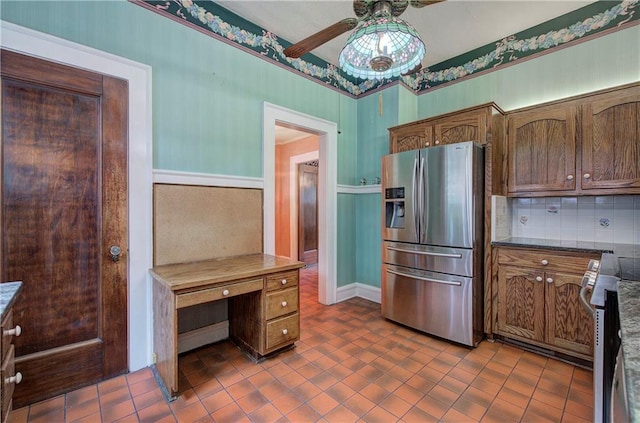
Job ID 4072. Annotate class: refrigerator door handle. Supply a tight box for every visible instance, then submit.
[418,156,425,240]
[412,156,419,240]
[386,246,463,259]
[386,268,462,286]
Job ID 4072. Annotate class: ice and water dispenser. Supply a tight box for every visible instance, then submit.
[384,187,405,228]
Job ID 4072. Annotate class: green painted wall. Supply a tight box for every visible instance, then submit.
[0,0,358,181]
[416,24,640,118]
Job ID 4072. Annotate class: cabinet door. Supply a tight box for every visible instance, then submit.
[389,123,433,153]
[497,266,545,342]
[433,109,487,146]
[507,103,577,193]
[545,271,594,357]
[581,86,640,190]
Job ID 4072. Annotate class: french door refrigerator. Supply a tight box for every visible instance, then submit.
[381,141,484,347]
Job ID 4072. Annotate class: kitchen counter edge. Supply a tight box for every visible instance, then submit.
[0,281,23,321]
[150,254,305,291]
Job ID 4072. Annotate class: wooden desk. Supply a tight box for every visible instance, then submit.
[150,254,304,397]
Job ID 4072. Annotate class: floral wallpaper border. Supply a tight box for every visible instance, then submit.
[133,0,639,97]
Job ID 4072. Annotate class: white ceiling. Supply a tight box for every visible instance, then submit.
[217,0,594,68]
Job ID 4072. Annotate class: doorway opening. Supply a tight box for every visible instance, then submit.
[263,103,337,305]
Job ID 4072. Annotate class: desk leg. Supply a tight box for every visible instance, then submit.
[153,279,178,398]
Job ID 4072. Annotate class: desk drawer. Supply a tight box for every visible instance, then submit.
[177,278,263,308]
[266,271,298,292]
[266,314,299,350]
[1,345,15,421]
[1,311,14,360]
[266,287,298,320]
[497,248,596,273]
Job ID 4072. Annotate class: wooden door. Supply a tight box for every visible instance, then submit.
[1,50,128,407]
[497,266,545,342]
[545,271,594,358]
[581,85,640,190]
[298,163,318,265]
[507,103,577,193]
[433,109,487,146]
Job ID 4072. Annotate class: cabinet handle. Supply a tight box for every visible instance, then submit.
[541,259,549,266]
[536,276,543,282]
[222,289,230,296]
[4,325,21,337]
[425,142,430,146]
[281,301,288,307]
[546,277,554,284]
[282,329,288,335]
[281,279,287,285]
[566,175,574,181]
[584,173,591,179]
[5,372,22,385]
[434,140,440,145]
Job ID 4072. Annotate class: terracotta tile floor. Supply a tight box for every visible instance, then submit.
[12,265,594,422]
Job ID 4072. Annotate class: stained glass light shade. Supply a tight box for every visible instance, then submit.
[339,15,425,80]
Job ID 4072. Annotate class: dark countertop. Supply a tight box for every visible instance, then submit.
[492,237,623,254]
[0,281,23,320]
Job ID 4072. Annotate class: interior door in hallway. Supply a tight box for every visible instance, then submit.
[298,162,318,265]
[0,50,128,407]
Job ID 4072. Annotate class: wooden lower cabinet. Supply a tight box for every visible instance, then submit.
[0,284,23,423]
[495,247,597,361]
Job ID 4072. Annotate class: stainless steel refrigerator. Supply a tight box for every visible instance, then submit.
[381,141,484,347]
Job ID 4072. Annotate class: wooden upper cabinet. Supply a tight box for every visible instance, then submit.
[433,108,488,146]
[581,84,640,191]
[388,103,502,154]
[507,102,578,193]
[389,122,432,153]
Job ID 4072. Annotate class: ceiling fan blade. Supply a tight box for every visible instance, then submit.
[401,63,423,76]
[283,18,358,59]
[410,0,445,8]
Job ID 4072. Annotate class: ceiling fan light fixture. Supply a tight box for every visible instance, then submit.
[339,15,425,80]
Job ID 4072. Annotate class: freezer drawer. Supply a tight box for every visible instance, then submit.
[382,241,474,277]
[381,264,479,347]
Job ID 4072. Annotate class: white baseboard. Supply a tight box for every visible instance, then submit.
[336,283,381,304]
[177,321,229,354]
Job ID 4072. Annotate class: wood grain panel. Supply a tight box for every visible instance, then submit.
[545,272,593,356]
[497,248,597,274]
[152,279,177,394]
[176,278,263,309]
[497,266,544,341]
[153,184,263,266]
[265,287,299,320]
[581,84,640,190]
[265,313,299,351]
[507,104,577,193]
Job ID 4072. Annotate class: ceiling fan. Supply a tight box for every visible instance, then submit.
[283,0,444,78]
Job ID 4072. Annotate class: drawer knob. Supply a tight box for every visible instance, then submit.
[222,289,230,296]
[5,372,22,385]
[282,329,288,335]
[281,301,288,307]
[546,277,554,284]
[281,279,287,285]
[536,276,543,282]
[434,140,440,145]
[566,174,574,181]
[425,142,430,146]
[541,259,549,266]
[584,173,591,179]
[4,325,21,337]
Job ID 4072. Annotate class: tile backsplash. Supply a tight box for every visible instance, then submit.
[500,195,640,244]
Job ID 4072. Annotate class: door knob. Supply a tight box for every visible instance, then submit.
[110,246,122,262]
